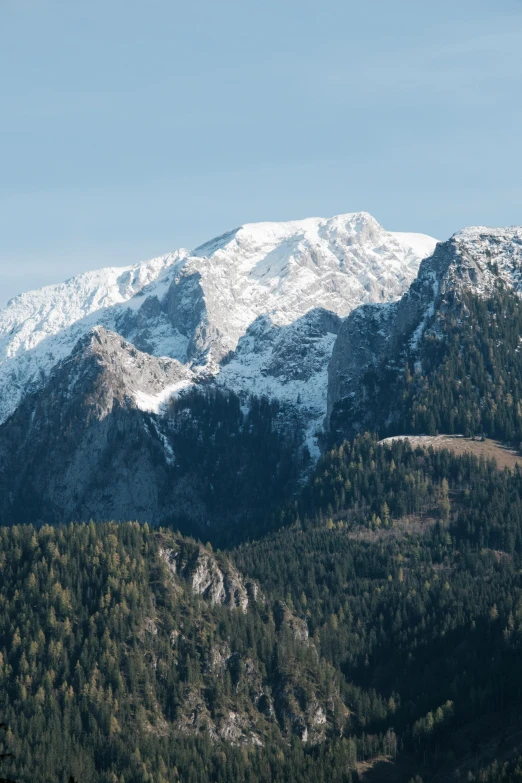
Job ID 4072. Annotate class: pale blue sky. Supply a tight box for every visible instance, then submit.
[1,0,521,306]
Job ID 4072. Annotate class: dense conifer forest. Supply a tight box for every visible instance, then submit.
[2,436,522,780]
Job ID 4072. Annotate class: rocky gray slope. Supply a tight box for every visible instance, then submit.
[160,540,252,611]
[0,327,188,525]
[0,325,303,537]
[152,534,346,746]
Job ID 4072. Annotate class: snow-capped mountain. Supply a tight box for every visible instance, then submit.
[0,212,436,437]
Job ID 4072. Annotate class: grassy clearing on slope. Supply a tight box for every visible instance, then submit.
[380,435,522,471]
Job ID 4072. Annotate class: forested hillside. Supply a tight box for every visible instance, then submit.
[392,290,522,442]
[3,437,522,781]
[235,436,522,780]
[0,521,359,783]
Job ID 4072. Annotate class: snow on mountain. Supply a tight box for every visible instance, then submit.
[189,213,433,339]
[446,226,522,295]
[0,212,437,429]
[134,380,195,415]
[391,231,440,260]
[0,252,187,423]
[0,252,185,357]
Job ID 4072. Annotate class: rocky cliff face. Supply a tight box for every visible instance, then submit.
[153,534,346,746]
[160,541,251,611]
[0,327,192,525]
[327,226,522,435]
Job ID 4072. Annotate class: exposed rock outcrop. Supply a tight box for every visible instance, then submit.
[274,601,310,642]
[160,540,251,611]
[155,535,346,746]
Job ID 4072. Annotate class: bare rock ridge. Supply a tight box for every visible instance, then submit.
[78,326,194,415]
[0,322,303,534]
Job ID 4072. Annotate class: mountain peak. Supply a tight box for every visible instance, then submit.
[427,224,522,297]
[453,224,522,242]
[192,211,401,262]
